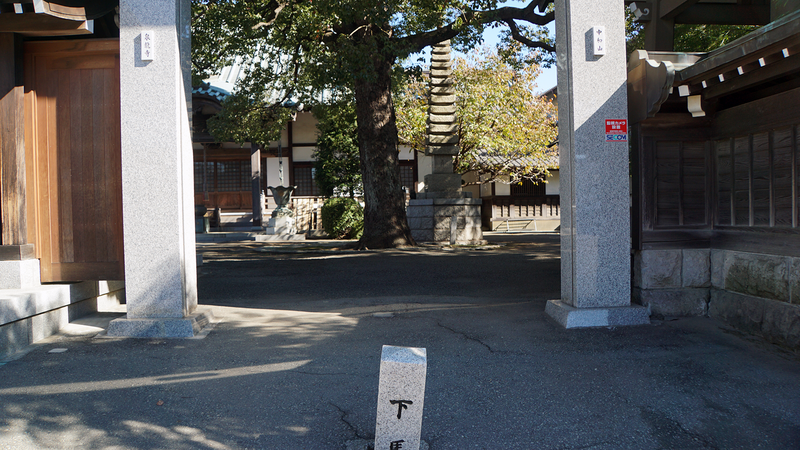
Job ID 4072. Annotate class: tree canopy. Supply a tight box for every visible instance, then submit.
[396,47,557,186]
[312,102,362,198]
[191,0,556,248]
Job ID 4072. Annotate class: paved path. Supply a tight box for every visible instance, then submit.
[1,233,798,449]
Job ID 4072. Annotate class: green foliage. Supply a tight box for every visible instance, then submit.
[207,90,292,145]
[312,102,362,197]
[321,197,364,239]
[395,47,558,186]
[673,24,759,52]
[625,10,760,55]
[625,10,645,56]
[191,1,556,105]
[495,3,556,69]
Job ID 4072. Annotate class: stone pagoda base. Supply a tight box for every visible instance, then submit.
[407,194,484,245]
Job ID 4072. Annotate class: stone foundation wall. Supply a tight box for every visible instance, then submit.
[407,198,483,244]
[0,281,125,360]
[633,249,711,316]
[634,248,800,348]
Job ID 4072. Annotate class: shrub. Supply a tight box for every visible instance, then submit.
[321,198,364,239]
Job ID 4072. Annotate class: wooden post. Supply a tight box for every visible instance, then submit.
[0,33,27,247]
[251,142,262,227]
[644,2,674,51]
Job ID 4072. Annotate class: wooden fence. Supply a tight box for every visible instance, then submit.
[481,195,561,231]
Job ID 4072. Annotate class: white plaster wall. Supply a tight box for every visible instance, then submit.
[266,158,288,187]
[221,142,247,149]
[399,145,414,161]
[293,146,315,162]
[495,178,511,196]
[546,170,560,195]
[480,178,492,197]
[462,172,480,199]
[270,130,289,148]
[292,111,318,144]
[416,153,433,193]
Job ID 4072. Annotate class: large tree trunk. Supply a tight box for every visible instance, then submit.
[352,53,416,249]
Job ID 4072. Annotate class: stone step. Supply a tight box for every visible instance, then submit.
[0,281,125,359]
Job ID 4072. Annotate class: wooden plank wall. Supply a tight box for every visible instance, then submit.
[715,127,798,228]
[653,140,709,227]
[637,86,800,254]
[24,40,123,281]
[0,33,26,246]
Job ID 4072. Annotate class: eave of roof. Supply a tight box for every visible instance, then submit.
[0,0,115,36]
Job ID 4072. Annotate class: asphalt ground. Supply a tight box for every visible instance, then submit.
[1,232,799,449]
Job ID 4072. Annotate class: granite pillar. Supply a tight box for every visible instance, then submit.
[107,0,211,337]
[545,0,649,327]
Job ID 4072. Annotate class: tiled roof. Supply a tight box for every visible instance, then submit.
[192,83,230,102]
[475,146,559,170]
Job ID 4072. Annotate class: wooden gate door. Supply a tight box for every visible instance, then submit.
[24,39,123,282]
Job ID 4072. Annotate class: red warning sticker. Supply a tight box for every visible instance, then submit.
[605,119,628,142]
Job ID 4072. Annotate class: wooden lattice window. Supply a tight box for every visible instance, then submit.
[399,164,415,191]
[510,179,546,196]
[293,164,319,196]
[215,160,250,191]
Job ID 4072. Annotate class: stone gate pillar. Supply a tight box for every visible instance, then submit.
[107,0,211,337]
[545,0,649,327]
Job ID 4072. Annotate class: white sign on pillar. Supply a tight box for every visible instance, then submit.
[375,345,427,450]
[141,30,154,61]
[592,26,606,56]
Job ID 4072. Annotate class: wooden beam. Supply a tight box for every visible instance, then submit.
[0,32,27,245]
[642,1,677,51]
[703,52,800,100]
[676,12,800,84]
[658,0,700,20]
[0,13,93,36]
[644,18,675,51]
[674,5,771,25]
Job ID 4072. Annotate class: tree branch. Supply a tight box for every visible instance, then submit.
[504,19,555,53]
[251,0,291,30]
[399,0,555,52]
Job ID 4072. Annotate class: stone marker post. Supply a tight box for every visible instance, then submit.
[545,0,649,327]
[375,345,427,450]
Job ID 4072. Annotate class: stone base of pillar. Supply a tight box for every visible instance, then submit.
[266,216,297,235]
[545,300,650,328]
[106,309,214,338]
[0,259,41,290]
[0,244,40,290]
[254,234,306,241]
[407,197,484,245]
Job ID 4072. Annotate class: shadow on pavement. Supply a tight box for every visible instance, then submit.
[0,233,798,449]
